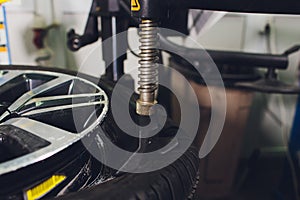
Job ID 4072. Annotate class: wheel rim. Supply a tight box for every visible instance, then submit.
[0,69,109,176]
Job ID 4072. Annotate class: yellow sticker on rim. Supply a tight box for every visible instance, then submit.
[26,175,66,200]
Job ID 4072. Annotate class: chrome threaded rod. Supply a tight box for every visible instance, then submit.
[136,19,159,116]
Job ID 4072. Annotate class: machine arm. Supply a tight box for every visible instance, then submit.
[181,0,300,15]
[67,0,100,51]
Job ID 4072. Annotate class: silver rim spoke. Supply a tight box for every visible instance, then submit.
[22,101,107,116]
[9,76,73,111]
[19,92,106,114]
[0,117,78,175]
[24,92,105,106]
[0,71,23,86]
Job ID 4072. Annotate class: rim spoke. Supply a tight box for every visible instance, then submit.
[0,117,78,175]
[2,117,75,141]
[24,92,105,106]
[9,76,73,111]
[22,101,107,116]
[0,71,23,86]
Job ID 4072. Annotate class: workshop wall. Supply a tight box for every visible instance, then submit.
[4,0,96,71]
[3,0,300,157]
[194,13,300,157]
[241,15,300,157]
[173,13,300,158]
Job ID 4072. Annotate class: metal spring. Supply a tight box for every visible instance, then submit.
[138,19,159,102]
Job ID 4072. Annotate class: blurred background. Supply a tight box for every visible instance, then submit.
[3,0,300,199]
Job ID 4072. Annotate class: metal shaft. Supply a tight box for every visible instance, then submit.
[136,19,159,116]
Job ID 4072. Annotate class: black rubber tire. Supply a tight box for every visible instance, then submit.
[0,65,200,200]
[57,146,200,200]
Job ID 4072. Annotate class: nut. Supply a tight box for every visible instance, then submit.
[136,99,157,116]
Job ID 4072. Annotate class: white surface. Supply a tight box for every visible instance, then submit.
[194,14,245,51]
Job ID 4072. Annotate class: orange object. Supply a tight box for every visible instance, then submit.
[0,46,7,52]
